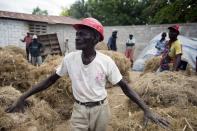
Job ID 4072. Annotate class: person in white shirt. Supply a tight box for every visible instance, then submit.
[6,18,169,131]
[125,34,136,65]
[64,38,69,55]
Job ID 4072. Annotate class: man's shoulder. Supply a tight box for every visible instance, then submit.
[172,40,181,47]
[64,51,81,59]
[96,51,114,63]
[175,40,181,44]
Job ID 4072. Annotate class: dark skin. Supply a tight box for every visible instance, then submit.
[129,34,133,39]
[160,32,166,42]
[6,27,170,129]
[168,29,181,71]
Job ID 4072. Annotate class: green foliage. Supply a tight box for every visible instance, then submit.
[69,0,89,18]
[61,0,197,25]
[153,0,197,23]
[32,6,48,16]
[60,7,70,16]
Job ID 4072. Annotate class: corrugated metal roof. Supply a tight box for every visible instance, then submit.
[0,10,81,25]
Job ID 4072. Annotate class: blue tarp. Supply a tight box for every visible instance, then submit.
[133,33,197,71]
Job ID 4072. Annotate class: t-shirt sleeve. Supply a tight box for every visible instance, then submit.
[56,57,68,77]
[107,58,123,85]
[132,38,136,43]
[175,42,182,55]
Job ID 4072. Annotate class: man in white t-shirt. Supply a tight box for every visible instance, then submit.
[125,34,136,65]
[6,18,169,131]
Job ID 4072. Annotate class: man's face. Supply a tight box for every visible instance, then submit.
[169,29,178,39]
[75,28,94,50]
[112,32,117,38]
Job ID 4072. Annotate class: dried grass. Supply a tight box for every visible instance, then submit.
[133,72,197,107]
[95,41,108,50]
[1,46,197,130]
[99,50,131,82]
[143,56,161,73]
[0,49,34,92]
[108,71,197,131]
[4,45,26,58]
[30,55,74,120]
[0,86,60,131]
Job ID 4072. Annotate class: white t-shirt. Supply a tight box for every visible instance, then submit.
[56,50,122,102]
[126,38,135,44]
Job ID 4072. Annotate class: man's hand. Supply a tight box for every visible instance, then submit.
[143,110,170,129]
[5,98,28,113]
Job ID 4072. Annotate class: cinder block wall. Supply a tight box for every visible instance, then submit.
[0,18,196,58]
[103,23,197,58]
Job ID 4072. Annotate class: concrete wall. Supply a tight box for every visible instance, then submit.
[47,24,76,53]
[0,19,29,48]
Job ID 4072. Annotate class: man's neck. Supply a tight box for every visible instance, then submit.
[81,49,96,65]
[170,38,177,43]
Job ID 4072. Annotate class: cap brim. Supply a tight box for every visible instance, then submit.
[168,27,179,34]
[72,24,104,41]
[73,24,87,30]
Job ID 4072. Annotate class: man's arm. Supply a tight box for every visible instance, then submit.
[107,38,112,50]
[6,73,60,113]
[155,41,161,50]
[174,54,181,71]
[118,79,149,112]
[20,37,25,42]
[117,79,170,129]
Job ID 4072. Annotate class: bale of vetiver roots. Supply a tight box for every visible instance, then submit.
[0,86,60,131]
[109,105,197,131]
[30,55,74,120]
[0,49,34,92]
[95,41,108,50]
[133,71,197,107]
[99,50,131,83]
[107,71,197,131]
[4,45,26,59]
[143,56,161,73]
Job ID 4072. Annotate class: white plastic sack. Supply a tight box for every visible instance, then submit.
[133,33,197,71]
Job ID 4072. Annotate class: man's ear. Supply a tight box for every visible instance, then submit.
[93,34,100,45]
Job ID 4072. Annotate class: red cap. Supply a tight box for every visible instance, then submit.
[168,24,180,34]
[73,18,104,42]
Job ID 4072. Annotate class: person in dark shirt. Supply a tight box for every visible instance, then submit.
[29,35,42,66]
[107,29,118,51]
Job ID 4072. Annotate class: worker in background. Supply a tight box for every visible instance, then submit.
[64,38,69,55]
[160,25,182,71]
[107,29,118,51]
[29,35,43,66]
[20,32,32,61]
[155,32,167,56]
[6,18,169,131]
[125,34,136,66]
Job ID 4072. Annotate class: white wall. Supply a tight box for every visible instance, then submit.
[0,19,29,48]
[47,24,76,53]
